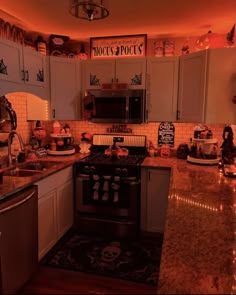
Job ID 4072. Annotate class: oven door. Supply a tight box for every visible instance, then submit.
[75,174,140,218]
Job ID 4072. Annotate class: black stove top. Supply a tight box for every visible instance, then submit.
[80,153,146,166]
[76,134,147,178]
[76,153,146,178]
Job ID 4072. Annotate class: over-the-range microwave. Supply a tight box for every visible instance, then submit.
[85,89,146,124]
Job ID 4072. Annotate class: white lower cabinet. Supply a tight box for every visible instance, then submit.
[36,166,74,260]
[38,189,57,260]
[141,167,170,233]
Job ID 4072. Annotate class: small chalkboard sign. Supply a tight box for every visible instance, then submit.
[158,122,175,147]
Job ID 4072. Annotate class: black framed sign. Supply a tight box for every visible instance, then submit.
[90,34,147,59]
[158,122,175,147]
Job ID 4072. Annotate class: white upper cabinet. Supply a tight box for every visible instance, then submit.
[204,47,236,124]
[178,47,236,124]
[83,58,146,90]
[146,57,179,122]
[50,56,82,120]
[115,58,146,89]
[0,38,23,83]
[22,46,47,87]
[0,38,47,87]
[178,50,207,122]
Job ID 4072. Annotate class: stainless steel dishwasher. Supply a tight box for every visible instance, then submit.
[0,185,38,295]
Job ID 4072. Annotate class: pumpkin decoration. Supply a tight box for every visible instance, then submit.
[33,120,46,147]
[195,31,224,51]
[160,145,171,158]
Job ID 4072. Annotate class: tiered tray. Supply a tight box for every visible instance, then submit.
[187,155,219,165]
[187,138,219,165]
[47,133,75,156]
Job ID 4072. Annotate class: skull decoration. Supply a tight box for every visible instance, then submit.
[101,241,121,263]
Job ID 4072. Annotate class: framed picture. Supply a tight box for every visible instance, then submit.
[90,34,147,59]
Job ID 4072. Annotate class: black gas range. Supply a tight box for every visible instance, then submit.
[74,134,147,238]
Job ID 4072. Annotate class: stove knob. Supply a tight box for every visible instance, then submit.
[90,166,96,173]
[84,165,90,173]
[115,167,121,175]
[121,168,128,176]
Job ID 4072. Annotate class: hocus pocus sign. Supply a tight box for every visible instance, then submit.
[90,34,147,59]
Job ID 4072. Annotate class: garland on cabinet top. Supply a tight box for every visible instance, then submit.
[0,18,87,59]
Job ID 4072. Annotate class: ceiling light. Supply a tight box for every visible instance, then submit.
[69,0,109,21]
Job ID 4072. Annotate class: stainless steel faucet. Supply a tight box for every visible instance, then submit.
[8,130,25,166]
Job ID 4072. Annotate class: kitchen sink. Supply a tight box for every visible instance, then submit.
[3,160,64,177]
[18,160,64,171]
[3,169,42,177]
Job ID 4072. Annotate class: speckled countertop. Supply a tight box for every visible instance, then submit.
[142,157,236,295]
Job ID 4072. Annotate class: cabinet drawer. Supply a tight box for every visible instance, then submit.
[36,166,73,198]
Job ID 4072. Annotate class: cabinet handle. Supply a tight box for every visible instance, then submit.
[146,109,148,122]
[148,171,151,181]
[52,109,55,118]
[116,78,118,83]
[0,190,35,214]
[21,70,25,81]
[25,70,29,81]
[176,110,180,120]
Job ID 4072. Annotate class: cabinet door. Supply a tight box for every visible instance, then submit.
[178,50,207,122]
[146,57,179,121]
[205,47,236,124]
[50,56,81,120]
[23,47,47,87]
[0,38,23,83]
[83,59,115,89]
[57,179,74,240]
[115,58,147,89]
[38,189,57,261]
[141,168,170,233]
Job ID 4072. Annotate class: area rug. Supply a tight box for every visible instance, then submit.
[41,231,163,286]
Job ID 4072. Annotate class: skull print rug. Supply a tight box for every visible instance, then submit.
[41,230,163,286]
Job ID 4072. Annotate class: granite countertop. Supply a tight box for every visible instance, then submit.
[142,157,235,294]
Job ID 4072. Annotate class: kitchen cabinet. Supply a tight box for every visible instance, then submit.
[141,167,170,233]
[178,50,207,122]
[146,57,179,122]
[0,37,49,100]
[204,47,236,124]
[50,56,82,120]
[0,38,22,83]
[178,47,236,123]
[82,58,146,90]
[0,37,48,87]
[36,166,74,260]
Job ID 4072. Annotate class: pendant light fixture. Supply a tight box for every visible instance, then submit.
[69,0,109,21]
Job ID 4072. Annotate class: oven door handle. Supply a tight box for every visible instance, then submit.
[76,174,90,180]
